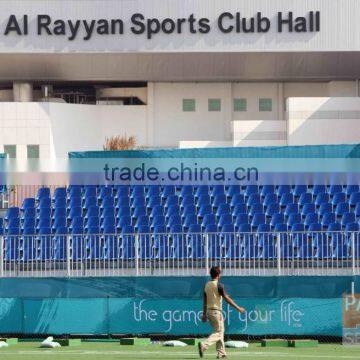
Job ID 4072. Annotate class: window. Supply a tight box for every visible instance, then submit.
[234,98,247,112]
[4,145,16,158]
[259,98,272,112]
[208,99,221,112]
[182,99,196,112]
[27,145,39,159]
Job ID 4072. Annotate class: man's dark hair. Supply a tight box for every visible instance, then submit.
[210,266,221,279]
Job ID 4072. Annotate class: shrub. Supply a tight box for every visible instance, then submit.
[103,135,136,150]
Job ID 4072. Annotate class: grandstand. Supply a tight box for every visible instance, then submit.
[0,0,360,351]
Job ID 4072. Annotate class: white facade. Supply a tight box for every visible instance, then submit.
[0,81,359,158]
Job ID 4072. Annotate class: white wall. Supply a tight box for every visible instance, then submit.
[287,97,360,145]
[0,102,147,158]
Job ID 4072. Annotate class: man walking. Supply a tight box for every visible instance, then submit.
[198,266,245,358]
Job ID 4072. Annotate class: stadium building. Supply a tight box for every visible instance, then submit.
[0,0,359,157]
[0,0,359,351]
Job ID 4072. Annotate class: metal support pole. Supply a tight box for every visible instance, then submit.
[277,233,282,276]
[351,232,356,275]
[66,234,71,277]
[135,235,139,276]
[0,235,4,278]
[205,234,209,274]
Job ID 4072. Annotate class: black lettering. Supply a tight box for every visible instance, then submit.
[111,19,124,34]
[188,14,196,34]
[161,18,176,34]
[53,20,65,35]
[97,19,109,35]
[199,18,210,34]
[218,12,234,33]
[68,20,80,41]
[37,15,52,35]
[278,12,293,32]
[147,18,160,39]
[177,18,186,34]
[294,17,307,32]
[257,12,270,32]
[83,20,96,40]
[131,13,146,35]
[4,15,22,35]
[242,18,255,33]
[147,167,159,181]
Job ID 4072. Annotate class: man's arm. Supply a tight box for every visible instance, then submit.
[202,292,207,322]
[218,284,245,313]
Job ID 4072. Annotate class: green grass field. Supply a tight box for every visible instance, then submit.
[1,342,360,360]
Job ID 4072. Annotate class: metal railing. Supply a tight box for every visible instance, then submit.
[0,230,359,278]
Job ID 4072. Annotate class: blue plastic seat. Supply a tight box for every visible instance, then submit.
[84,196,97,209]
[211,185,225,198]
[84,186,97,198]
[202,214,216,228]
[247,194,261,206]
[319,203,332,216]
[22,208,36,219]
[244,185,258,197]
[197,194,211,207]
[280,193,294,207]
[21,229,36,261]
[36,187,50,201]
[251,213,265,228]
[38,208,51,219]
[8,218,20,229]
[265,203,280,217]
[53,207,66,219]
[329,185,343,196]
[260,185,275,197]
[212,194,227,207]
[284,203,299,217]
[355,203,360,217]
[22,218,36,229]
[182,204,196,216]
[135,216,149,229]
[101,206,115,220]
[216,203,230,217]
[131,196,146,208]
[274,223,287,232]
[179,185,194,198]
[39,198,51,209]
[68,186,82,198]
[162,185,175,198]
[301,203,316,216]
[335,202,350,217]
[345,185,360,196]
[315,193,330,206]
[117,206,131,218]
[312,185,326,196]
[132,206,146,219]
[147,196,161,209]
[101,196,115,210]
[101,217,116,231]
[54,187,66,199]
[68,207,82,221]
[270,213,285,227]
[151,215,166,230]
[198,205,212,218]
[85,216,100,230]
[321,213,336,228]
[331,192,346,206]
[341,212,356,226]
[150,205,164,219]
[226,185,240,198]
[21,198,35,210]
[234,215,249,230]
[37,227,53,260]
[293,185,308,197]
[298,193,313,206]
[232,204,247,217]
[54,227,68,260]
[183,214,198,229]
[69,197,82,208]
[164,195,179,208]
[230,194,245,208]
[180,194,194,208]
[98,186,113,200]
[130,185,145,198]
[345,222,359,232]
[218,214,232,228]
[263,193,277,206]
[71,216,84,230]
[146,185,161,198]
[277,185,291,196]
[249,203,264,217]
[116,196,130,209]
[117,216,132,230]
[85,228,102,259]
[166,204,181,218]
[304,213,319,227]
[167,215,182,228]
[52,216,66,230]
[85,206,100,219]
[349,192,360,206]
[114,186,129,198]
[287,213,302,227]
[195,185,209,198]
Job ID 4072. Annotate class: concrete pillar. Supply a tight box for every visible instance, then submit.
[13,82,33,102]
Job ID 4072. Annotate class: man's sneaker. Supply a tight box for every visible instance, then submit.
[217,354,227,359]
[198,342,204,358]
